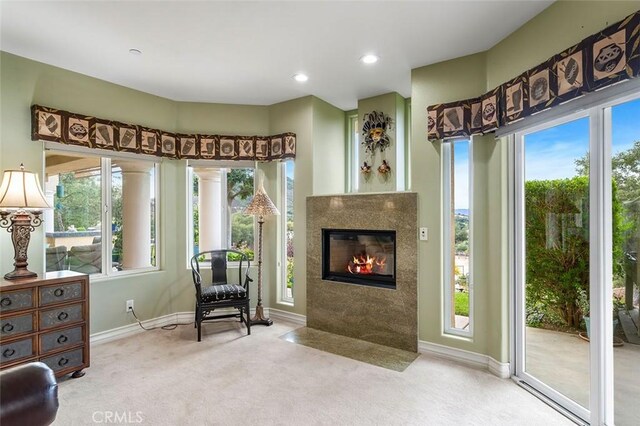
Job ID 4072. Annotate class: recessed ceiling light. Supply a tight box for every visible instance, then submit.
[360,54,379,64]
[129,48,142,55]
[293,73,308,82]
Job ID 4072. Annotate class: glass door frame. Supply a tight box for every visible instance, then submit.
[509,83,640,425]
[512,109,593,423]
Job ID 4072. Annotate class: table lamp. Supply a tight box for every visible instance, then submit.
[0,164,52,280]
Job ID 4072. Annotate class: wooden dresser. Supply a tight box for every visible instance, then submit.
[0,271,90,378]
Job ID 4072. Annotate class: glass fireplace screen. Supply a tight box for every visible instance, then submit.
[322,229,396,289]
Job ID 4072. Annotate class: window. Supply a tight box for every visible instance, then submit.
[442,139,473,336]
[279,161,295,302]
[44,149,159,276]
[188,165,255,260]
[348,113,359,192]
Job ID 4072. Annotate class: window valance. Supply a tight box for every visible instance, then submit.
[31,105,296,161]
[427,9,640,141]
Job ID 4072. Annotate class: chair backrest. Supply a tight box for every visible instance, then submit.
[68,243,102,274]
[190,250,251,294]
[46,246,68,272]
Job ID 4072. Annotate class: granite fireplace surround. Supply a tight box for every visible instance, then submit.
[306,193,418,352]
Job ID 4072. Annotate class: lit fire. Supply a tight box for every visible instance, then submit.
[347,255,386,275]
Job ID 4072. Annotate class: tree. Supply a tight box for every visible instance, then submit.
[576,140,640,203]
[575,141,639,268]
[55,173,102,231]
[227,169,255,253]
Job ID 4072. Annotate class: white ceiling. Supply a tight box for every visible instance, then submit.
[0,1,553,110]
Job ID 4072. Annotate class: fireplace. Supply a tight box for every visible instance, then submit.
[322,229,396,289]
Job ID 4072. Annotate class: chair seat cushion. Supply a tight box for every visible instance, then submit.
[201,284,247,302]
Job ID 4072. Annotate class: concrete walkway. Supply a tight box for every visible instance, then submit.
[526,327,639,425]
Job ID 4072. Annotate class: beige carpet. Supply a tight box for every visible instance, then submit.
[54,319,573,425]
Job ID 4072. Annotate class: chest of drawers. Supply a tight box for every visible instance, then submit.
[0,271,89,378]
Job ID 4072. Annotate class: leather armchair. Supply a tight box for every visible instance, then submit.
[0,362,59,426]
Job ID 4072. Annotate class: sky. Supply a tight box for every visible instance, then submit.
[524,97,640,181]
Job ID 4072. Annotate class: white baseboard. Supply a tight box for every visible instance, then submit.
[418,340,510,379]
[90,310,509,379]
[269,308,307,325]
[90,308,268,345]
[90,311,194,345]
[487,357,511,378]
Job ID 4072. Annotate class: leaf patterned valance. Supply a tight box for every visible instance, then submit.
[31,105,296,161]
[427,9,640,141]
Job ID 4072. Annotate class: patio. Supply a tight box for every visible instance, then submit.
[526,319,639,425]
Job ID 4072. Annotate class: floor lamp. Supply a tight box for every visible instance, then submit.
[0,164,52,280]
[244,182,279,326]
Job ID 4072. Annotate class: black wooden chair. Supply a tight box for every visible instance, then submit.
[190,249,253,341]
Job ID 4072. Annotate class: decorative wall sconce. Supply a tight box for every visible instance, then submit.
[0,164,52,280]
[378,160,391,180]
[360,161,372,175]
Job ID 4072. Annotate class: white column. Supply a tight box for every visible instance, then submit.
[194,168,223,251]
[44,175,58,234]
[120,162,152,269]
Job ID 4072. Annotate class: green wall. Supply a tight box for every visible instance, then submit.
[0,52,289,333]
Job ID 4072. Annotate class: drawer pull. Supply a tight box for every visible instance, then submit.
[0,297,11,307]
[3,348,15,358]
[57,335,68,344]
[2,323,14,332]
[57,312,69,321]
[54,288,65,297]
[58,357,69,367]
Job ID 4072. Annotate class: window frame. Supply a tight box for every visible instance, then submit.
[278,161,294,304]
[441,137,474,337]
[44,143,161,279]
[348,113,359,193]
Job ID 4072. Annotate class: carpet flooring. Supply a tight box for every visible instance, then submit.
[54,319,573,425]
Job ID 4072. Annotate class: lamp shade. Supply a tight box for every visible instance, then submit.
[243,185,279,218]
[0,165,52,210]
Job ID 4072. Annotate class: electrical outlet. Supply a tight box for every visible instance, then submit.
[419,227,428,241]
[126,299,134,312]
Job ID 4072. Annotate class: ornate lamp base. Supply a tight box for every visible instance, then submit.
[250,305,273,326]
[4,268,37,280]
[1,210,43,281]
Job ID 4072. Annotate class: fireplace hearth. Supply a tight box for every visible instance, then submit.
[322,229,396,289]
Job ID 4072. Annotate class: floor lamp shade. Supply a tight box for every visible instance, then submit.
[0,164,52,280]
[243,186,280,219]
[243,184,279,325]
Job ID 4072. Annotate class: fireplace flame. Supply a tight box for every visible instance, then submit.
[347,255,386,275]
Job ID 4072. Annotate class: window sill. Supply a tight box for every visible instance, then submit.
[89,267,162,282]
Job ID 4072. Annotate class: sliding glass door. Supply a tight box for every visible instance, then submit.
[513,92,640,425]
[610,97,640,426]
[515,114,592,421]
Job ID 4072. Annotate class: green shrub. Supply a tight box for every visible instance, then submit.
[286,257,294,289]
[525,177,624,329]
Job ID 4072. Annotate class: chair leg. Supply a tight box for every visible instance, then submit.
[246,301,251,335]
[196,308,202,342]
[194,303,197,328]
